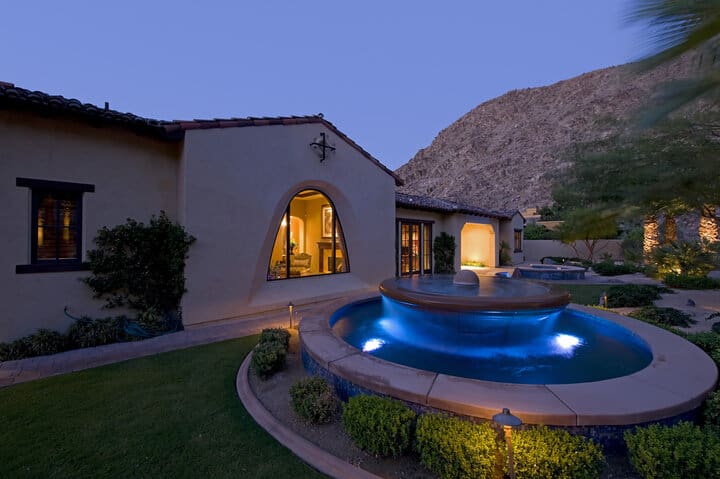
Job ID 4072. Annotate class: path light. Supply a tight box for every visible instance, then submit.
[493,408,522,479]
[288,301,294,329]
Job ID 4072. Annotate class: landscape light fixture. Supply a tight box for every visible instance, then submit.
[310,132,336,162]
[493,408,522,479]
[288,301,294,329]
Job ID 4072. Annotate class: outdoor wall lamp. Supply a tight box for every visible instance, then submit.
[493,407,522,479]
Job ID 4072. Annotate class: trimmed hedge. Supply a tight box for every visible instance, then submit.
[513,426,604,479]
[628,306,695,327]
[415,414,501,479]
[663,273,720,289]
[342,395,415,457]
[592,261,640,276]
[259,328,291,349]
[703,390,720,427]
[251,340,287,378]
[625,422,720,479]
[606,284,669,308]
[289,376,338,424]
[686,332,720,354]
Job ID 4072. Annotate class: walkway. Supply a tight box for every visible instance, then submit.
[0,306,306,388]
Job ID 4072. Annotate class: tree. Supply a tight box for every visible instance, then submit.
[555,208,619,262]
[551,118,720,221]
[626,0,720,123]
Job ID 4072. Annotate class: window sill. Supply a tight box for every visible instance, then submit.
[16,262,91,274]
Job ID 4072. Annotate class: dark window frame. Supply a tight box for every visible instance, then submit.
[396,218,433,276]
[16,178,94,274]
[267,188,350,281]
[514,228,523,253]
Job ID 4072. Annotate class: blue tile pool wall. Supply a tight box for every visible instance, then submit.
[301,345,700,450]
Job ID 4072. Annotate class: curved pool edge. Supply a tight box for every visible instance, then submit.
[299,296,718,428]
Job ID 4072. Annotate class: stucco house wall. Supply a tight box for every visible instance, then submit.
[499,212,525,264]
[0,110,179,341]
[393,207,507,270]
[179,123,397,326]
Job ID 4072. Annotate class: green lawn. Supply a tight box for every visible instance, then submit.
[551,283,608,306]
[0,337,325,479]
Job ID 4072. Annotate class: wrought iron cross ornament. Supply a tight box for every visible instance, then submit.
[310,132,336,162]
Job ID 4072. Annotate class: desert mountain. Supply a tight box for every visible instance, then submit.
[396,57,697,212]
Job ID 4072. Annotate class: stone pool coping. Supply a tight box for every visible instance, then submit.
[300,296,718,426]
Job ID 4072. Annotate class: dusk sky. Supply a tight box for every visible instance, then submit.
[2,1,648,170]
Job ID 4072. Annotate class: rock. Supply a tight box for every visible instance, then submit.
[396,55,699,212]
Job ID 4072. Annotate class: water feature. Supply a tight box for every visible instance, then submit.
[299,273,717,435]
[331,276,651,384]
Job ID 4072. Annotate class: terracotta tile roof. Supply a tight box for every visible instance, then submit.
[0,82,402,186]
[0,82,177,139]
[395,192,518,220]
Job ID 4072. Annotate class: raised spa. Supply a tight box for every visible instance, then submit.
[514,263,586,280]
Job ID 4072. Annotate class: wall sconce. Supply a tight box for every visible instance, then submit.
[493,408,522,479]
[310,132,336,162]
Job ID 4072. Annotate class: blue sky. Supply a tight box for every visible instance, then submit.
[2,1,646,170]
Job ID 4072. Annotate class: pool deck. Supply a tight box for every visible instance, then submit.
[300,297,718,427]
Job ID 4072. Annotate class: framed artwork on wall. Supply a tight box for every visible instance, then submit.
[321,204,333,238]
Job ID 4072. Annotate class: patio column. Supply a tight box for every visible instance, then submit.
[699,205,719,243]
[643,214,659,256]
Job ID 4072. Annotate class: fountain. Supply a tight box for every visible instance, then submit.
[299,274,717,444]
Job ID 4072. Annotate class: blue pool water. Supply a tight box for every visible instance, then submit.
[330,297,653,384]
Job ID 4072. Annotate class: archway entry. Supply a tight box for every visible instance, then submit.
[461,223,496,268]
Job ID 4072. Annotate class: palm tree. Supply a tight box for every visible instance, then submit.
[626,0,720,122]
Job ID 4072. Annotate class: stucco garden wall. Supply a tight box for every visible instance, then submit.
[523,239,623,263]
[179,123,397,327]
[0,111,179,341]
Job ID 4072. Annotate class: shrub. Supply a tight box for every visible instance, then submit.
[592,261,640,276]
[713,322,720,334]
[83,212,195,315]
[259,328,291,349]
[415,413,500,479]
[703,390,720,427]
[662,273,720,289]
[621,226,645,264]
[67,317,124,348]
[342,395,415,457]
[628,306,695,327]
[513,426,604,479]
[0,336,33,361]
[524,223,556,240]
[686,332,720,354]
[606,284,669,308]
[499,241,513,266]
[289,376,338,424]
[27,329,68,357]
[649,240,720,277]
[434,233,456,274]
[251,341,287,378]
[625,422,720,479]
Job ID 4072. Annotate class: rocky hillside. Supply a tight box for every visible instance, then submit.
[396,57,698,212]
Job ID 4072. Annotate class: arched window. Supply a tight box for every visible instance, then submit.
[267,189,349,280]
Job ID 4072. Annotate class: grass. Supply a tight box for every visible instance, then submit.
[550,283,608,306]
[0,336,325,479]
